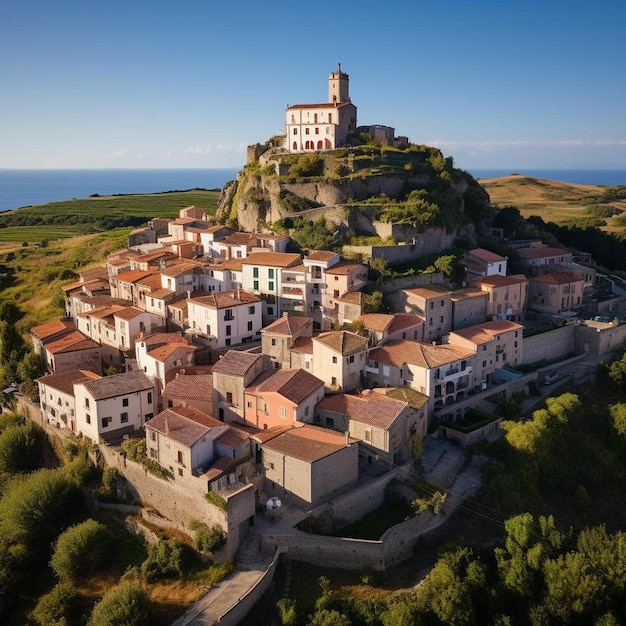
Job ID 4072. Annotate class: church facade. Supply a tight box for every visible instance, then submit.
[285,64,357,153]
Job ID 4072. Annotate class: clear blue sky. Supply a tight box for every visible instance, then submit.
[2,0,625,170]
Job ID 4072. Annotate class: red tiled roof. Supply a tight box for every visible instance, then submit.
[468,248,507,263]
[113,307,145,321]
[30,319,75,340]
[530,273,582,285]
[211,351,264,376]
[306,250,339,262]
[324,261,363,275]
[317,390,407,430]
[290,336,314,355]
[145,405,223,447]
[246,369,323,404]
[387,313,424,334]
[403,286,452,300]
[471,274,528,288]
[261,425,348,463]
[189,290,260,309]
[518,246,571,260]
[202,454,241,482]
[162,372,213,400]
[36,369,101,395]
[337,291,363,305]
[313,330,368,355]
[369,340,474,369]
[79,266,109,282]
[262,315,313,336]
[215,426,250,449]
[46,331,101,355]
[148,343,196,363]
[242,252,302,268]
[112,269,155,284]
[357,313,393,332]
[287,102,354,110]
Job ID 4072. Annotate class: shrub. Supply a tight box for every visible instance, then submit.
[277,597,298,626]
[50,519,114,581]
[0,421,46,474]
[88,581,150,626]
[31,583,81,626]
[140,539,184,582]
[102,466,119,495]
[205,490,227,511]
[121,437,147,462]
[189,520,226,554]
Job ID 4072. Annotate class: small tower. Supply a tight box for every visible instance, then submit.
[328,63,350,104]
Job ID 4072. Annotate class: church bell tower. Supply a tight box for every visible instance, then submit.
[328,63,350,104]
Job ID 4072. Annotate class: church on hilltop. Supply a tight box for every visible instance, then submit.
[284,65,396,153]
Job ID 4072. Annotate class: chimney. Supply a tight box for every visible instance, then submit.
[164,417,169,436]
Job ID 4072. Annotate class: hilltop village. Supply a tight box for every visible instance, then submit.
[22,67,626,617]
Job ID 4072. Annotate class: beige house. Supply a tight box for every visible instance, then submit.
[366,340,475,413]
[470,274,528,321]
[73,370,155,443]
[448,320,524,386]
[316,388,427,464]
[42,330,102,375]
[261,314,314,369]
[322,262,368,323]
[312,330,368,392]
[465,248,508,279]
[528,273,584,315]
[36,369,101,431]
[260,425,359,506]
[355,313,424,346]
[403,287,453,342]
[518,244,573,269]
[449,288,489,331]
[145,406,229,481]
[212,351,269,423]
[285,64,357,153]
[243,368,325,430]
[336,291,364,325]
[161,367,214,415]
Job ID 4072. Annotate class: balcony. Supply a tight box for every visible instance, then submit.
[441,366,473,381]
[365,365,379,374]
[282,276,305,285]
[282,286,304,299]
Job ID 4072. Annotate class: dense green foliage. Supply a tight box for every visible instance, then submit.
[0,420,45,476]
[30,582,82,626]
[50,519,114,581]
[140,539,184,582]
[189,520,226,554]
[290,216,334,252]
[87,581,151,626]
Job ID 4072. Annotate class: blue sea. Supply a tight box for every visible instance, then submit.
[1,167,625,213]
[0,168,240,213]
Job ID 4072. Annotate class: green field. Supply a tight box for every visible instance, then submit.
[0,189,220,242]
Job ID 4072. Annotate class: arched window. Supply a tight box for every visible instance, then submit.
[293,128,297,135]
[317,140,323,150]
[292,142,297,151]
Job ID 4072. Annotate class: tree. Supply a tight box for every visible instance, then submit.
[609,403,626,437]
[31,583,81,626]
[362,291,384,314]
[0,421,45,475]
[140,539,184,582]
[309,609,352,626]
[88,581,150,626]
[50,519,114,581]
[16,350,47,383]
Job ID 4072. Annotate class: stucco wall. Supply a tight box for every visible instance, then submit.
[522,325,576,364]
[574,322,626,357]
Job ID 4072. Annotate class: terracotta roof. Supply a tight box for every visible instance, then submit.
[468,248,507,263]
[189,290,260,309]
[518,246,571,260]
[262,315,313,336]
[306,250,339,262]
[79,267,109,282]
[148,343,196,363]
[30,319,75,340]
[218,258,244,271]
[78,304,126,321]
[246,369,323,404]
[162,372,213,400]
[113,307,145,321]
[530,273,583,285]
[79,370,153,400]
[148,288,174,299]
[211,351,264,376]
[139,331,185,346]
[403,286,452,300]
[287,101,354,110]
[46,331,101,355]
[202,454,241,482]
[387,313,424,334]
[369,340,474,369]
[215,426,250,449]
[337,291,363,305]
[324,261,364,275]
[135,273,163,289]
[317,390,407,430]
[261,425,349,463]
[313,330,368,355]
[290,336,314,355]
[449,288,488,302]
[160,262,203,278]
[112,269,155,284]
[146,406,223,447]
[36,369,101,395]
[69,295,131,308]
[242,252,302,268]
[357,313,393,332]
[471,274,528,288]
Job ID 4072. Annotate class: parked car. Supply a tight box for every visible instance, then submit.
[543,370,559,385]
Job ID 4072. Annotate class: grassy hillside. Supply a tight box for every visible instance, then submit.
[0,189,220,243]
[480,174,626,233]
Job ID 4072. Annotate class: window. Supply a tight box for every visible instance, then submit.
[226,392,233,404]
[271,338,276,346]
[279,407,287,418]
[268,281,274,291]
[225,338,231,346]
[248,305,255,314]
[86,414,91,424]
[264,403,269,413]
[247,321,253,331]
[293,128,297,135]
[253,280,259,290]
[365,430,371,442]
[147,392,152,404]
[145,413,153,420]
[326,417,334,428]
[226,325,231,336]
[247,401,253,408]
[149,447,158,459]
[268,268,274,279]
[331,376,337,386]
[267,307,274,315]
[178,468,183,477]
[348,355,355,363]
[85,398,90,409]
[304,406,309,416]
[269,462,275,470]
[253,267,259,278]
[120,412,128,423]
[122,398,129,407]
[177,450,183,464]
[101,417,110,428]
[334,276,339,281]
[305,128,309,135]
[151,431,156,441]
[332,356,337,364]
[482,360,487,367]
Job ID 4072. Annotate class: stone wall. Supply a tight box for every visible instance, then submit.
[522,324,577,365]
[574,322,626,357]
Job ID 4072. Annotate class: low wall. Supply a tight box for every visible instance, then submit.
[216,549,283,626]
[574,322,626,357]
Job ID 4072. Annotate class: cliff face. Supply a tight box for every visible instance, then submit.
[216,146,490,246]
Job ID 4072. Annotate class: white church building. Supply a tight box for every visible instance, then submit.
[285,64,357,153]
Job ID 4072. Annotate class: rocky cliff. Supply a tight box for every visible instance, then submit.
[216,143,491,248]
